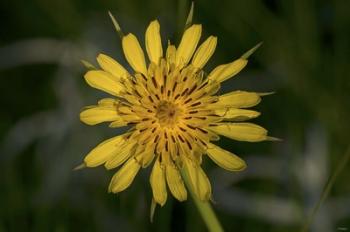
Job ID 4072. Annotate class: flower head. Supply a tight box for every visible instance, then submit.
[80,12,272,207]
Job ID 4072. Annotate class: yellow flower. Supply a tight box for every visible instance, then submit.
[80,13,272,207]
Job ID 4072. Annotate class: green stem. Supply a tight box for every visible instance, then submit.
[181,169,224,232]
[300,145,350,232]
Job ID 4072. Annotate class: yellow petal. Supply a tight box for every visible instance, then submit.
[122,33,147,75]
[108,119,128,128]
[210,91,261,109]
[97,54,128,78]
[209,123,268,142]
[165,164,187,201]
[166,44,176,65]
[208,58,248,83]
[145,20,163,65]
[80,106,122,125]
[108,158,140,193]
[175,24,202,67]
[139,143,155,168]
[206,143,246,171]
[98,98,117,107]
[84,70,124,96]
[191,36,217,69]
[183,157,211,201]
[119,114,140,123]
[150,159,167,206]
[84,135,125,167]
[104,141,136,169]
[215,108,260,121]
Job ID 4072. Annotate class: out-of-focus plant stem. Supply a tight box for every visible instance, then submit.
[181,169,224,232]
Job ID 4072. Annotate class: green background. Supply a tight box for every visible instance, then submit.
[1,0,349,231]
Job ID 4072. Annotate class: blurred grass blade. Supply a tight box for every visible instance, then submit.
[301,145,350,232]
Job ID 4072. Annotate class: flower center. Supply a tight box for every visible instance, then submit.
[156,100,183,127]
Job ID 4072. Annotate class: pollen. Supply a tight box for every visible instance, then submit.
[156,101,182,127]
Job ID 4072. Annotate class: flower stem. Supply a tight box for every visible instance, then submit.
[181,169,224,232]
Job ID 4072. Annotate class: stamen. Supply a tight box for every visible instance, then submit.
[134,89,142,97]
[186,124,196,130]
[184,98,192,104]
[187,84,197,95]
[172,82,178,92]
[197,128,208,134]
[186,140,192,150]
[165,141,169,152]
[181,88,189,96]
[190,102,201,107]
[154,135,160,143]
[178,135,185,143]
[152,77,158,88]
[148,96,154,103]
[141,73,148,81]
[197,81,208,91]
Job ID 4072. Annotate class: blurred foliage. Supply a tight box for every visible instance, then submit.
[1,0,350,231]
